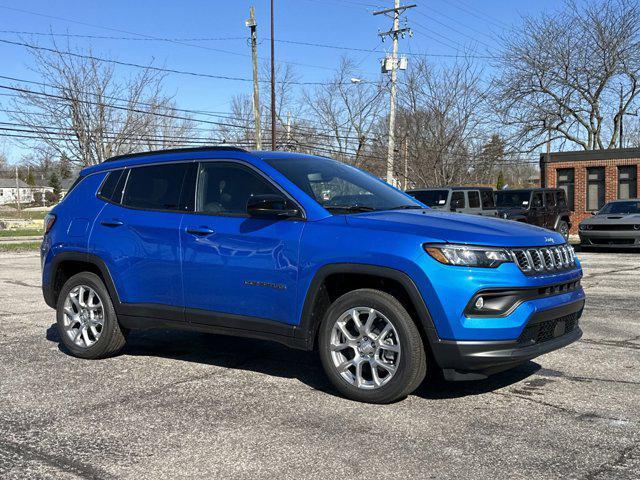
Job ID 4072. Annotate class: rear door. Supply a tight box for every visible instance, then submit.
[180,160,305,327]
[450,190,466,212]
[91,162,192,314]
[466,190,482,215]
[544,191,558,229]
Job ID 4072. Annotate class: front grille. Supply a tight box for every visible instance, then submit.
[588,224,638,231]
[518,311,580,346]
[589,238,636,245]
[511,244,576,275]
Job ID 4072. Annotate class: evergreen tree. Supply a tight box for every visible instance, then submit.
[59,154,72,179]
[496,171,506,190]
[26,169,35,186]
[49,172,61,201]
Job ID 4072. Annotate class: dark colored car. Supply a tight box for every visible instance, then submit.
[496,188,572,239]
[406,187,497,217]
[578,199,640,248]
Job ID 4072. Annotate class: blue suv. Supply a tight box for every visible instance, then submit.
[41,147,585,403]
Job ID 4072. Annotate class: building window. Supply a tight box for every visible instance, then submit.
[618,165,637,199]
[587,167,605,211]
[556,168,575,211]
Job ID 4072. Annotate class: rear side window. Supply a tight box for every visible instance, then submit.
[468,191,480,208]
[556,190,567,208]
[122,163,190,211]
[451,191,466,208]
[98,169,126,203]
[481,190,495,209]
[545,192,556,207]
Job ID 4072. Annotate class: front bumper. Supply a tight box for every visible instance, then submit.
[579,230,640,247]
[430,299,584,380]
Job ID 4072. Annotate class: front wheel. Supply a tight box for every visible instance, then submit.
[318,289,427,404]
[556,220,570,240]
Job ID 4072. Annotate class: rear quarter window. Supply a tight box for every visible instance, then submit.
[481,190,495,209]
[98,169,127,204]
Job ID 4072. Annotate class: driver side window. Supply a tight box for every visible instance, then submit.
[196,162,280,215]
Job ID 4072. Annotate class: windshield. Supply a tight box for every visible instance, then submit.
[598,201,640,215]
[496,191,531,208]
[408,190,449,207]
[265,157,422,213]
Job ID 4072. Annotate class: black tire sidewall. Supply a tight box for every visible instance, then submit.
[318,289,426,404]
[56,272,121,359]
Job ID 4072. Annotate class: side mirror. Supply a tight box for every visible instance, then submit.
[247,194,300,218]
[591,210,598,216]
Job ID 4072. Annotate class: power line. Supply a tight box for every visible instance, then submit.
[0,29,498,60]
[0,38,357,85]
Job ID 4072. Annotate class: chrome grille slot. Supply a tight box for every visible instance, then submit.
[541,248,555,270]
[511,244,576,275]
[512,250,531,272]
[528,249,544,272]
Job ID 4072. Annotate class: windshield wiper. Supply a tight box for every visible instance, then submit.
[387,205,424,210]
[324,205,377,213]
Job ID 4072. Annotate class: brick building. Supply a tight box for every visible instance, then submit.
[540,148,640,233]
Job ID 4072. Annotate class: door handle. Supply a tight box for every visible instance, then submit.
[185,226,215,236]
[100,219,124,227]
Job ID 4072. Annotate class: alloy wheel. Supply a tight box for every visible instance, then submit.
[329,307,401,389]
[62,285,104,348]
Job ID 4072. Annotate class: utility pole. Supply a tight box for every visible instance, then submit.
[14,165,21,214]
[620,83,624,149]
[246,7,262,150]
[403,138,409,190]
[374,1,415,187]
[270,0,276,150]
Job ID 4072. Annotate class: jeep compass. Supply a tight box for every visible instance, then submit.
[41,147,585,403]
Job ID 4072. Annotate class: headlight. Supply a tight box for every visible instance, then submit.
[502,213,509,219]
[424,244,513,268]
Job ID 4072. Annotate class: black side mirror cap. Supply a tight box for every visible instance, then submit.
[246,194,300,218]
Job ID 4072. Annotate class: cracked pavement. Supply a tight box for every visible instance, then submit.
[0,250,638,479]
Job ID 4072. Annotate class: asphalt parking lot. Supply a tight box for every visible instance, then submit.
[0,250,638,479]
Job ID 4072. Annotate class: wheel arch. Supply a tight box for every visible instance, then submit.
[46,252,120,309]
[297,263,439,351]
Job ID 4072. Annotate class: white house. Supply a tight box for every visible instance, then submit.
[0,178,33,205]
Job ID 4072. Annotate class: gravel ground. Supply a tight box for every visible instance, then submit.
[0,250,638,479]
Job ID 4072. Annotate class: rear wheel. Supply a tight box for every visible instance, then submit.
[318,288,427,404]
[56,272,127,359]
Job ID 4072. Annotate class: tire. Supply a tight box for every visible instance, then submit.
[56,272,127,359]
[556,220,570,240]
[318,288,427,404]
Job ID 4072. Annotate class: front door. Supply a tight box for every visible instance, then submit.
[529,192,545,227]
[180,161,305,326]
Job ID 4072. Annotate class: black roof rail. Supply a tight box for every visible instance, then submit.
[103,146,248,163]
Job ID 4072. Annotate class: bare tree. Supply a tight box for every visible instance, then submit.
[381,57,488,187]
[494,0,640,151]
[303,58,384,165]
[8,40,194,166]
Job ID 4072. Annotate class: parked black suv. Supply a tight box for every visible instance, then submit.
[495,188,571,239]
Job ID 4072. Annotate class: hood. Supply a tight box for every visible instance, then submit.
[580,213,640,225]
[345,209,565,247]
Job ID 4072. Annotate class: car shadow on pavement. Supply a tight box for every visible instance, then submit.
[46,324,541,401]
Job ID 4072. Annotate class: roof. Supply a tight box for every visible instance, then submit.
[408,186,494,192]
[540,147,640,163]
[82,147,331,176]
[496,188,561,193]
[103,145,248,163]
[0,178,29,188]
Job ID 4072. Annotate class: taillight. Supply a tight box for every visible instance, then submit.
[44,213,56,234]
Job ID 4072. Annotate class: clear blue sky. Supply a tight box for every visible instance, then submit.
[0,0,562,162]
